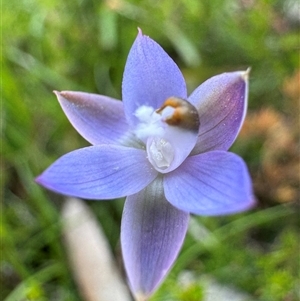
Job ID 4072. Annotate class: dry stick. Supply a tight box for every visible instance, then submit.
[62,197,132,301]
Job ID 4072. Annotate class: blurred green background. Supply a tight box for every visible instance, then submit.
[2,0,299,300]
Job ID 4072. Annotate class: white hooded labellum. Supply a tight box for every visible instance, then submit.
[36,29,255,300]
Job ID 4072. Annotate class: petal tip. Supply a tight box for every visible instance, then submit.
[35,174,47,188]
[241,67,251,81]
[54,90,78,104]
[53,90,67,99]
[136,27,150,41]
[53,90,66,101]
[248,195,258,209]
[134,292,149,301]
[35,175,42,184]
[137,27,143,36]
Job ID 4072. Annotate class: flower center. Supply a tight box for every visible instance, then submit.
[133,97,200,173]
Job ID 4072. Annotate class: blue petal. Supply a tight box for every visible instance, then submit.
[122,29,187,126]
[164,151,255,215]
[188,70,249,154]
[36,145,158,199]
[55,91,130,146]
[121,177,189,298]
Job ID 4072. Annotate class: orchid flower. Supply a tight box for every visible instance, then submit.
[36,29,255,300]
